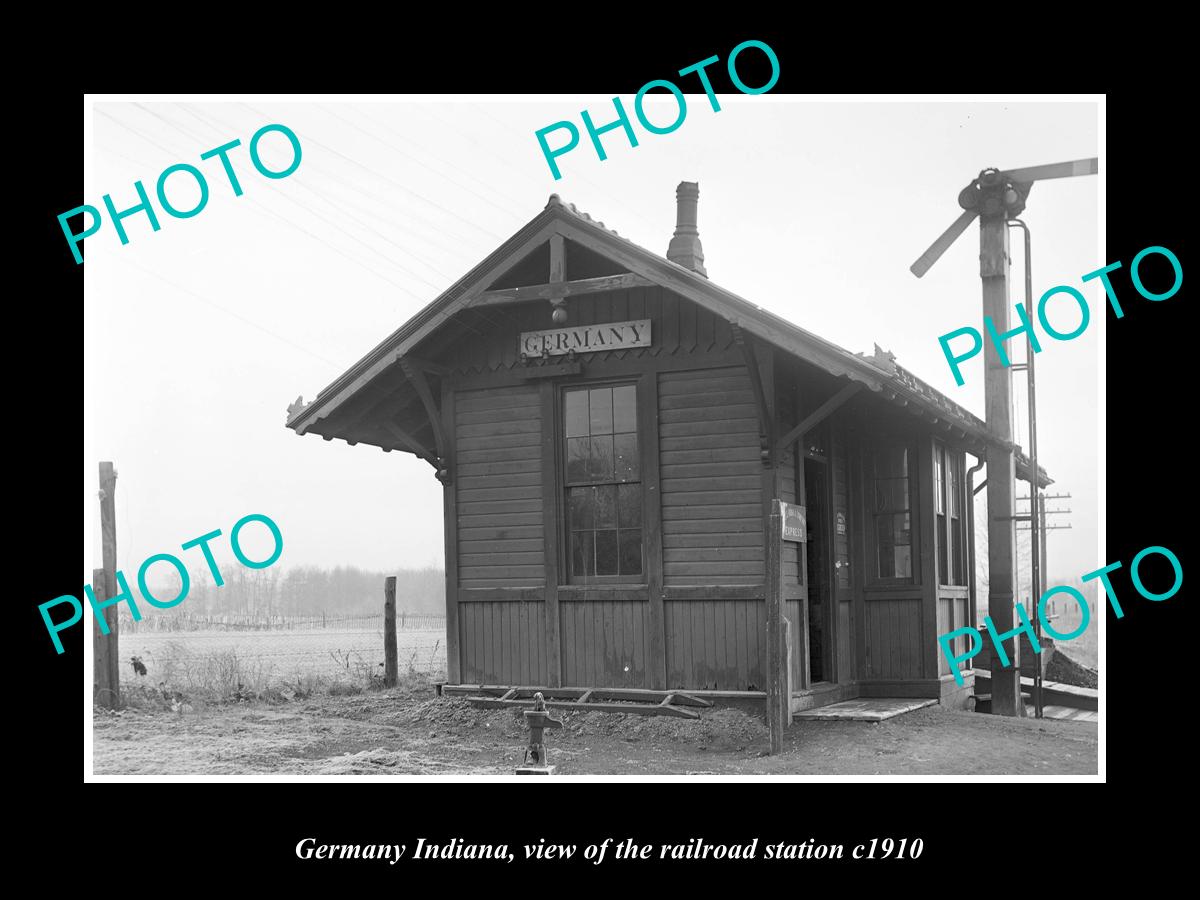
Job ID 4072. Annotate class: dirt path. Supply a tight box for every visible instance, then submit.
[92,684,1097,776]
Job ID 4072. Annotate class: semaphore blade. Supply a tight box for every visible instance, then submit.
[910,209,978,278]
[1001,158,1098,183]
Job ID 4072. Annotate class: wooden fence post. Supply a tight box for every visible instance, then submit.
[93,567,117,708]
[96,462,120,709]
[766,500,787,754]
[384,576,398,687]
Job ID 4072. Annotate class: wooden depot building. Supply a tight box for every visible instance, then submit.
[286,183,1049,714]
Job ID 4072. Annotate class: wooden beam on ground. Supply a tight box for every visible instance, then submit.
[775,382,861,454]
[466,697,701,719]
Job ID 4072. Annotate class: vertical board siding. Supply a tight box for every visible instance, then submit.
[864,598,924,680]
[459,601,547,684]
[665,600,766,690]
[832,424,851,590]
[937,597,952,676]
[455,385,545,588]
[779,447,800,585]
[659,367,765,586]
[837,602,852,682]
[560,601,649,688]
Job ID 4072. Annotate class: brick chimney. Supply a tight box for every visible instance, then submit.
[666,181,707,277]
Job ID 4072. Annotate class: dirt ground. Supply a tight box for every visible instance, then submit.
[92,680,1097,776]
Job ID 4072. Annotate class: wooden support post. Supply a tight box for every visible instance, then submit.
[384,576,398,687]
[96,462,119,709]
[766,500,787,754]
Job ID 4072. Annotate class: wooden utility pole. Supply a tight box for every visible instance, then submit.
[765,500,787,754]
[1038,494,1049,595]
[96,462,120,709]
[980,219,1023,717]
[384,576,398,687]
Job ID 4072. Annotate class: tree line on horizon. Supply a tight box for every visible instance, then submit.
[142,564,446,618]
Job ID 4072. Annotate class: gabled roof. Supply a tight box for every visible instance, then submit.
[286,194,1050,487]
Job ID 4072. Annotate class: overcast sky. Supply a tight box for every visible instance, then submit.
[84,97,1100,590]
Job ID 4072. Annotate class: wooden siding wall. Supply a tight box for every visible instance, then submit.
[863,598,924,680]
[459,602,547,685]
[665,601,766,690]
[779,446,800,587]
[455,385,548,685]
[439,285,936,694]
[658,366,764,587]
[455,385,545,588]
[831,421,854,684]
[561,601,649,688]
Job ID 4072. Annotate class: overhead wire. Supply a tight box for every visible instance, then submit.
[180,102,490,255]
[136,103,446,297]
[468,102,664,235]
[318,103,518,218]
[101,106,422,312]
[111,254,345,370]
[240,101,507,242]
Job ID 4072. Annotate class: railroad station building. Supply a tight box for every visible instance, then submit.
[286,183,1048,713]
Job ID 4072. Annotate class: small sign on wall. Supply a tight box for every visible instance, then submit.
[780,502,806,543]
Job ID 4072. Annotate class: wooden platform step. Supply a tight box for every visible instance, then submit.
[793,698,937,722]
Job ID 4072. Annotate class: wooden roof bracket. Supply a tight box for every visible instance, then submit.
[400,356,451,484]
[775,382,862,455]
[731,322,774,467]
[381,421,440,469]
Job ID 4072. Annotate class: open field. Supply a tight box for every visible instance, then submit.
[93,677,1098,776]
[121,628,447,691]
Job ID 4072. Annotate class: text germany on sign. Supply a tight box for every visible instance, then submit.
[519,320,652,357]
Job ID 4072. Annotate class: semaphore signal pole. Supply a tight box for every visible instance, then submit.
[910,158,1096,717]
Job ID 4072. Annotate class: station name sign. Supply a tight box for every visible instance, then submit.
[520,320,652,357]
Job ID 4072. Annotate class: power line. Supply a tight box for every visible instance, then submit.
[173,103,467,288]
[168,103,511,340]
[239,101,507,243]
[468,102,663,235]
[135,104,445,298]
[111,255,344,370]
[362,106,537,211]
[180,102,490,256]
[318,104,517,218]
[101,106,419,311]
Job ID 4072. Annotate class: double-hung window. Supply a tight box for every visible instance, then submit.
[563,383,643,581]
[870,442,914,581]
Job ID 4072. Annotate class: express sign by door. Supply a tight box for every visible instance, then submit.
[780,502,806,542]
